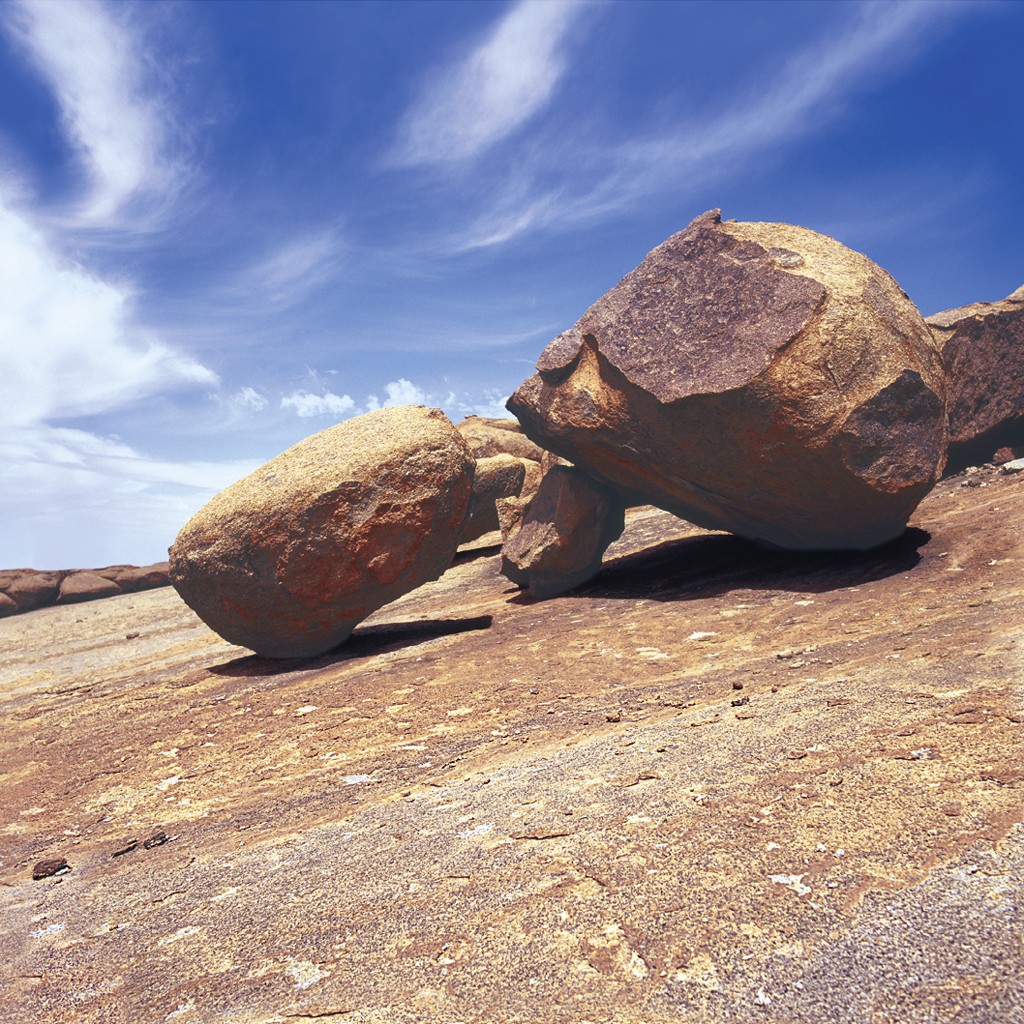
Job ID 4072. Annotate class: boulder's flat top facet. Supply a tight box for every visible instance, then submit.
[538,212,827,403]
[2,468,1022,1023]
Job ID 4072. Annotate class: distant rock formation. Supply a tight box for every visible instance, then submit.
[459,454,539,544]
[57,572,123,604]
[455,415,545,462]
[506,209,948,594]
[927,284,1024,473]
[169,406,474,658]
[0,563,170,618]
[455,416,545,545]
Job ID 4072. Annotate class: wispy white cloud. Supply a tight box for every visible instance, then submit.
[234,229,345,314]
[278,377,512,423]
[2,0,186,225]
[0,199,217,427]
[447,0,968,250]
[233,386,268,412]
[453,388,513,420]
[280,390,357,419]
[390,0,588,167]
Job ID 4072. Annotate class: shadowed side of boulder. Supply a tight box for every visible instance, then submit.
[169,406,474,658]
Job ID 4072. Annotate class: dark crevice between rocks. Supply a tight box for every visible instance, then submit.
[549,526,930,603]
[452,543,503,565]
[208,615,494,677]
[943,418,1024,476]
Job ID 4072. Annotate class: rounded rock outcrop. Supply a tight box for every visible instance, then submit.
[927,284,1024,472]
[169,406,474,658]
[508,209,948,551]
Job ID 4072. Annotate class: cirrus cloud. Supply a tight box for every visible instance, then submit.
[390,0,589,167]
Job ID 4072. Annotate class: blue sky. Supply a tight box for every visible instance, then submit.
[1,0,1022,569]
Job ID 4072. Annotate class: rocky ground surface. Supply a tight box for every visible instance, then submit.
[1,467,1021,1024]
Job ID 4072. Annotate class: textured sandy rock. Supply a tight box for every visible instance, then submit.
[0,591,15,617]
[927,284,1024,471]
[2,468,1022,1024]
[509,209,947,552]
[456,414,545,462]
[169,406,474,658]
[501,464,626,596]
[459,454,530,544]
[56,572,122,604]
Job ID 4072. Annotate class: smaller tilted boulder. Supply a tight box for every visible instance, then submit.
[169,406,474,658]
[454,417,544,545]
[926,285,1024,471]
[500,465,626,598]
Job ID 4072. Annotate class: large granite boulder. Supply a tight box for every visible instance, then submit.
[927,284,1024,472]
[500,465,626,598]
[508,209,947,552]
[169,407,474,658]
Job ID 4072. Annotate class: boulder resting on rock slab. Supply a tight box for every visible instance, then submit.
[500,465,626,597]
[927,284,1024,472]
[509,209,947,551]
[169,406,474,658]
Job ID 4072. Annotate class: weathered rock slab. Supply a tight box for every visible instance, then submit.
[2,468,1022,1024]
[509,209,947,551]
[169,406,474,658]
